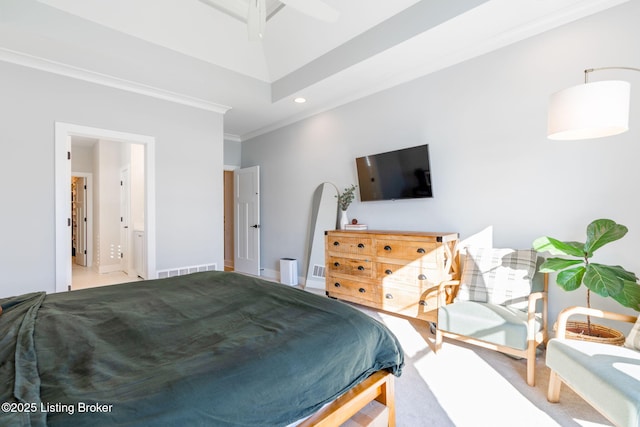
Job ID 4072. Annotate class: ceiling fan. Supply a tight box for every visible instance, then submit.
[199,0,339,40]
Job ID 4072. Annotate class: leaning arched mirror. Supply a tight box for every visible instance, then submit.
[305,183,338,291]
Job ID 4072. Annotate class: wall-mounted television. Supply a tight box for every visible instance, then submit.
[355,144,433,202]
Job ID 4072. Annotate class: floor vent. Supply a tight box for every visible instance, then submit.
[311,264,326,278]
[157,263,218,279]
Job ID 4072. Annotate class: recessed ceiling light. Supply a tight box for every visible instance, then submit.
[294,97,306,104]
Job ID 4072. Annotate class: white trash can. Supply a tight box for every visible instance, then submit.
[280,258,298,286]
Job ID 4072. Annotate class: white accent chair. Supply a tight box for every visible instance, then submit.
[547,306,640,427]
[435,248,548,386]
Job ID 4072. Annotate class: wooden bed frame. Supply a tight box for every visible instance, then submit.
[300,370,395,427]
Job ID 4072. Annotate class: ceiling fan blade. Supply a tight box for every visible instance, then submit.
[247,0,267,40]
[198,0,246,22]
[279,0,339,23]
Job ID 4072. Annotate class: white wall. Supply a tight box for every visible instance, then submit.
[241,1,640,326]
[130,144,145,231]
[71,144,94,173]
[224,138,242,167]
[0,60,224,297]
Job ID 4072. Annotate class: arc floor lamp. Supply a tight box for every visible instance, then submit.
[548,66,640,140]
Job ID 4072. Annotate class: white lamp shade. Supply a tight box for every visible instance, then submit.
[547,80,630,140]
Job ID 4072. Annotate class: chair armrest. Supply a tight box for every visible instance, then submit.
[437,280,460,306]
[527,291,548,340]
[528,291,547,315]
[555,306,638,339]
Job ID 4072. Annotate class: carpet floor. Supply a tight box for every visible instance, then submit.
[352,305,611,427]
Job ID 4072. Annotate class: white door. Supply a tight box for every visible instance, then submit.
[120,168,131,274]
[234,166,260,275]
[75,177,87,266]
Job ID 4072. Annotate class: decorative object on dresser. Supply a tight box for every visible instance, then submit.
[325,230,459,323]
[345,219,368,231]
[435,247,548,386]
[336,184,357,229]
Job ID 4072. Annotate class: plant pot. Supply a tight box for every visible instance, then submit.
[556,320,625,346]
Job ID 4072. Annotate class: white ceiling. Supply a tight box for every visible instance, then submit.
[0,0,629,140]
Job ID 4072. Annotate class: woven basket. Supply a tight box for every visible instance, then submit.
[560,321,626,346]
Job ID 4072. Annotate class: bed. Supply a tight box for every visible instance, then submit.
[0,271,404,426]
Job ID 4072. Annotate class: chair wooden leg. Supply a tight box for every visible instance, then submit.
[548,371,562,403]
[434,328,443,353]
[526,342,536,386]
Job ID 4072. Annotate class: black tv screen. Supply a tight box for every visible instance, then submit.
[355,144,433,201]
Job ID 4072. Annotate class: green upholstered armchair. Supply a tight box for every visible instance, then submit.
[434,247,548,386]
[547,306,640,427]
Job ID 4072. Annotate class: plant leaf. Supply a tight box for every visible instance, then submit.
[556,266,585,291]
[604,264,638,282]
[584,219,628,256]
[611,280,640,310]
[583,263,624,297]
[532,237,585,258]
[539,258,583,273]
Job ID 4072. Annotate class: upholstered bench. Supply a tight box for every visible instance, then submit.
[546,306,640,427]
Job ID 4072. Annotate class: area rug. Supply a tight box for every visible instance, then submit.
[355,306,611,427]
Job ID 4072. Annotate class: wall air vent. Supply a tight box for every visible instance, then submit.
[157,263,218,279]
[312,264,326,278]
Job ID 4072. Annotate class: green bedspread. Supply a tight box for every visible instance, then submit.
[0,272,403,426]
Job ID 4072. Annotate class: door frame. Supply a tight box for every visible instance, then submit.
[119,166,131,275]
[71,172,93,268]
[55,122,156,293]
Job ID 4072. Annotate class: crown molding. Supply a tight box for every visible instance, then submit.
[223,133,242,142]
[0,47,231,115]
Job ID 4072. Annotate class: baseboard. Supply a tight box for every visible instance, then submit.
[262,267,304,287]
[97,264,123,274]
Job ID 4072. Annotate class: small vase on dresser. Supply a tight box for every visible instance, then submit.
[339,210,349,229]
[336,184,357,230]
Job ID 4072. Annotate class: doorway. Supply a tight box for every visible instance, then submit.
[55,122,156,293]
[69,138,146,290]
[71,174,90,267]
[223,169,235,271]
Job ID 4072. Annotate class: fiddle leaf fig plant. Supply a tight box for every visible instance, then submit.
[533,219,640,311]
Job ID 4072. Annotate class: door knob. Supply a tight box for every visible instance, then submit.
[251,224,260,228]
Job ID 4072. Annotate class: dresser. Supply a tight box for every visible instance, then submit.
[325,230,459,322]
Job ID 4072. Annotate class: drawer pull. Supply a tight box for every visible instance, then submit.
[417,248,426,254]
[357,243,365,248]
[418,274,427,280]
[334,282,341,288]
[357,266,365,271]
[334,262,340,267]
[384,245,392,251]
[419,300,427,306]
[358,288,366,293]
[385,293,393,299]
[385,269,393,275]
[333,241,340,246]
